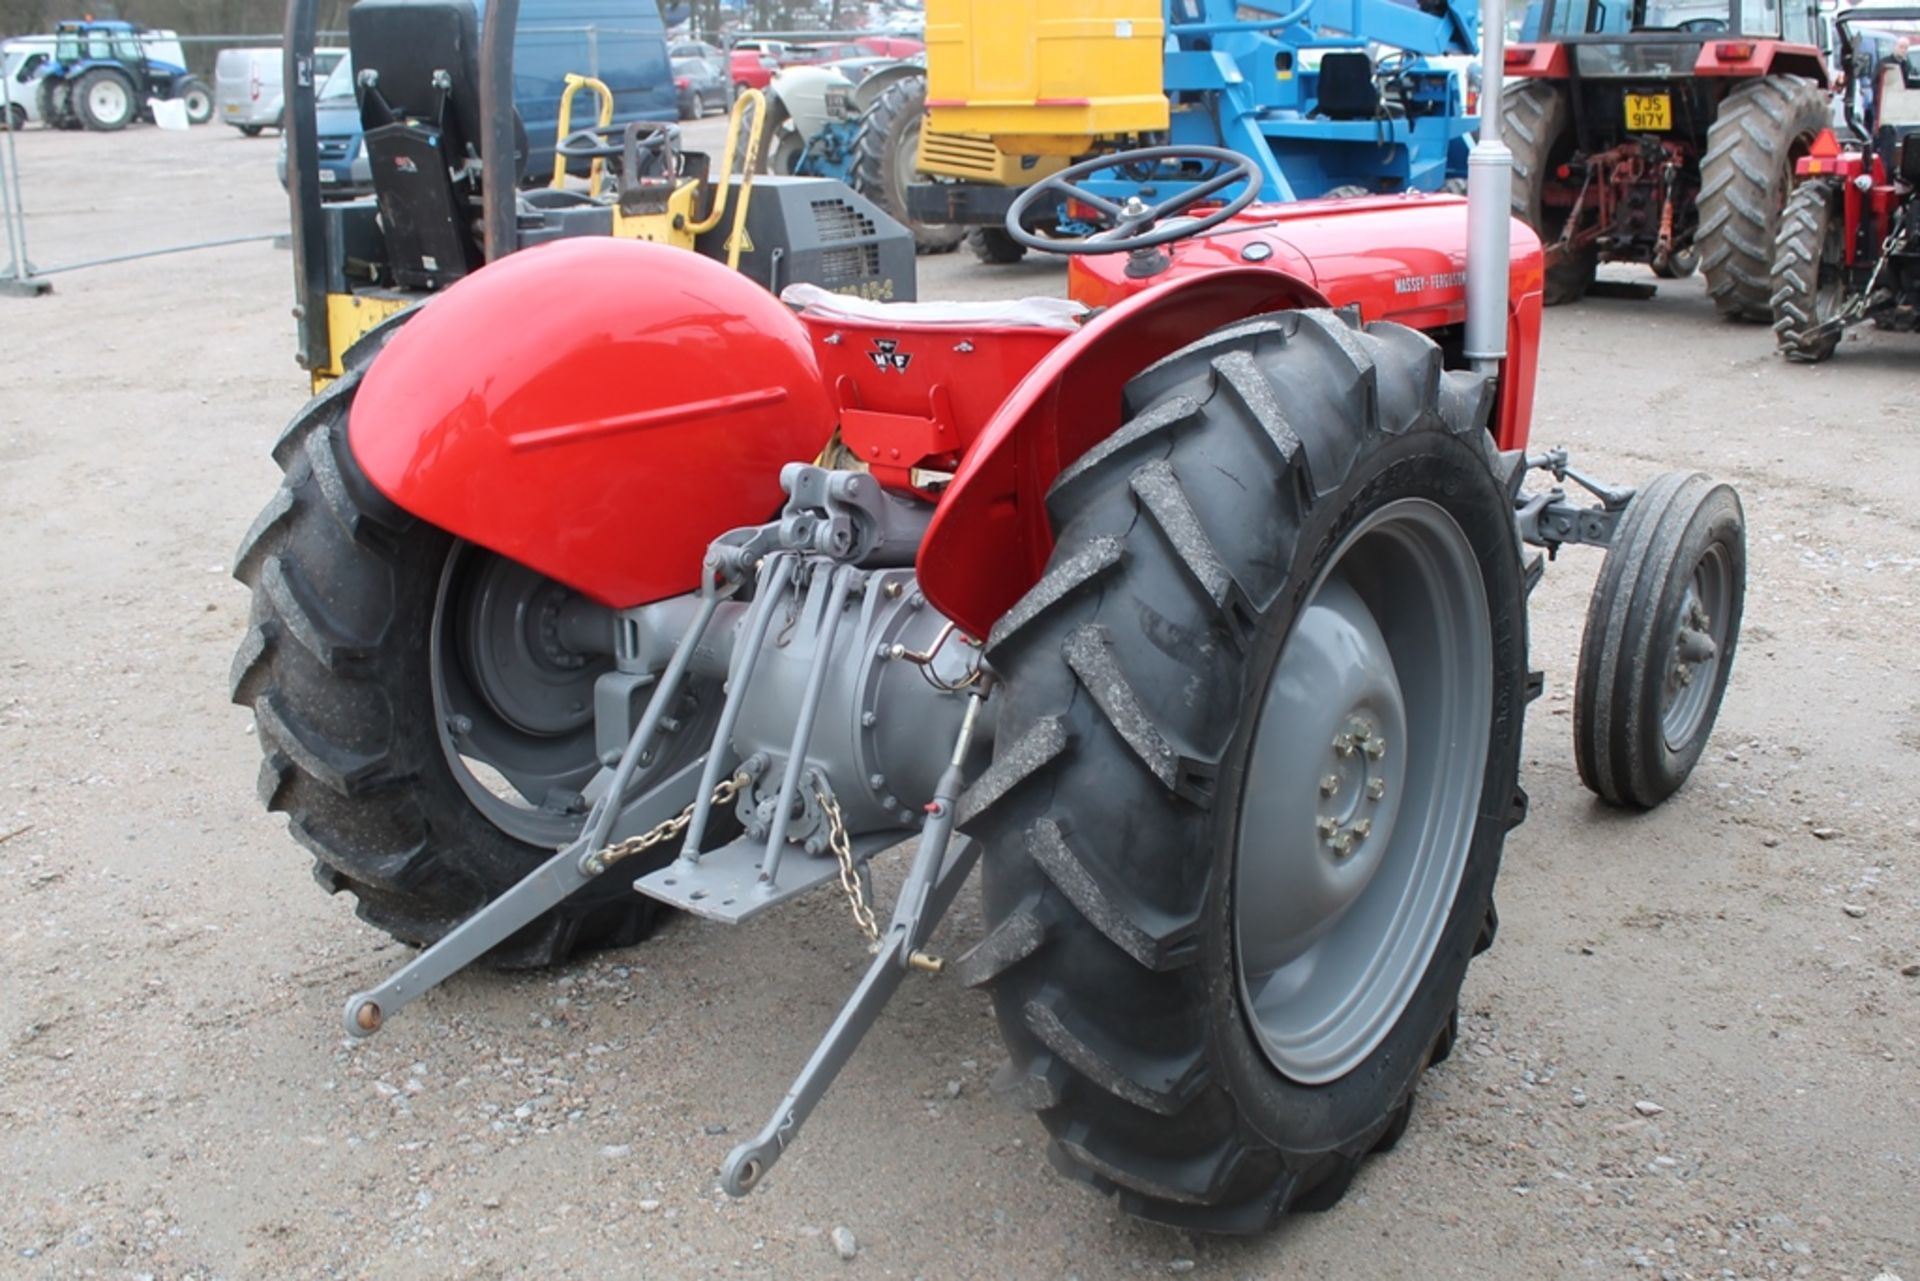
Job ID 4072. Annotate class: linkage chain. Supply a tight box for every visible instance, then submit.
[815,787,881,949]
[597,771,751,870]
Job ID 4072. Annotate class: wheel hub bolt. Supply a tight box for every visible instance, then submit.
[1320,774,1340,796]
[1366,778,1386,801]
[1316,816,1339,838]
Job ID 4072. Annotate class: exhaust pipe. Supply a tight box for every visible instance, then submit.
[1464,0,1512,371]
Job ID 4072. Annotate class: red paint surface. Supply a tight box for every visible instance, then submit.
[917,195,1545,638]
[350,238,835,607]
[801,314,1071,497]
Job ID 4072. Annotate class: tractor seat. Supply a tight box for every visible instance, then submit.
[780,282,1087,330]
[1314,52,1382,120]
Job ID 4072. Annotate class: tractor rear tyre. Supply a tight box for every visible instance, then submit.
[178,77,214,125]
[959,309,1528,1232]
[1698,76,1829,322]
[74,69,135,132]
[1325,184,1372,199]
[38,77,73,129]
[1574,472,1744,810]
[230,345,716,967]
[851,74,965,254]
[969,226,1028,264]
[1769,179,1845,363]
[1505,80,1597,306]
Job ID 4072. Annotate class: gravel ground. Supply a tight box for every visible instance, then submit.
[1,122,1916,1281]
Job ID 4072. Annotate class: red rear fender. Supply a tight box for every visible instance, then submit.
[349,239,836,608]
[917,268,1329,638]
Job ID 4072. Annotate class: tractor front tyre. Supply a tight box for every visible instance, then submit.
[968,226,1028,264]
[230,356,713,967]
[178,77,213,125]
[851,75,964,254]
[1574,472,1745,810]
[959,309,1528,1232]
[73,69,135,131]
[1505,79,1597,306]
[1769,179,1846,362]
[1698,76,1829,322]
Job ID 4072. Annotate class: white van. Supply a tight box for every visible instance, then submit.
[1,36,56,129]
[215,45,344,135]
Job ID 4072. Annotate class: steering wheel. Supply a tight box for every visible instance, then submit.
[557,120,681,168]
[1676,17,1728,32]
[1004,145,1263,255]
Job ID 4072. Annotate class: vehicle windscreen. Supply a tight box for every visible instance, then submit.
[318,54,355,102]
[1522,0,1738,37]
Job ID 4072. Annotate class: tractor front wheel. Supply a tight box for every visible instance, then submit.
[1698,76,1829,322]
[851,74,964,254]
[230,357,716,966]
[960,309,1528,1231]
[1769,179,1846,362]
[74,69,135,131]
[1574,472,1745,809]
[178,77,213,125]
[1504,80,1597,305]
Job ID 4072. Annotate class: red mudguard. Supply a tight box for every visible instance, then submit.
[349,239,836,608]
[917,195,1545,638]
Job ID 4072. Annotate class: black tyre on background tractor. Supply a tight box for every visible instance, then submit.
[1502,0,1830,316]
[73,67,137,131]
[851,75,966,254]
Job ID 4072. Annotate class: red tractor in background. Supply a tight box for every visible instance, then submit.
[1503,0,1829,314]
[1771,7,1920,360]
[233,0,1749,1235]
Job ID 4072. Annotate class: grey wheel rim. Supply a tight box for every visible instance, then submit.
[430,545,609,845]
[1235,498,1493,1085]
[1661,543,1730,751]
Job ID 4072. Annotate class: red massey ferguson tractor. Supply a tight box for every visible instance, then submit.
[1502,0,1830,315]
[1771,8,1920,360]
[232,0,1749,1235]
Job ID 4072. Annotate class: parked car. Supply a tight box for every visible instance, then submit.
[277,52,368,195]
[1,36,55,129]
[729,38,789,91]
[673,54,727,117]
[856,35,924,57]
[216,45,344,135]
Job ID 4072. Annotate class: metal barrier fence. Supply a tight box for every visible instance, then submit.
[0,31,347,297]
[0,23,911,297]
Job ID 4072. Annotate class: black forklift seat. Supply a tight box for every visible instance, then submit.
[1315,52,1382,120]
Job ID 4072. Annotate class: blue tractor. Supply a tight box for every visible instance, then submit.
[887,0,1482,260]
[36,20,213,132]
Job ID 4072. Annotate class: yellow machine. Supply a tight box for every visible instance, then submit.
[308,83,769,390]
[893,0,1163,257]
[548,75,766,262]
[922,0,1167,153]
